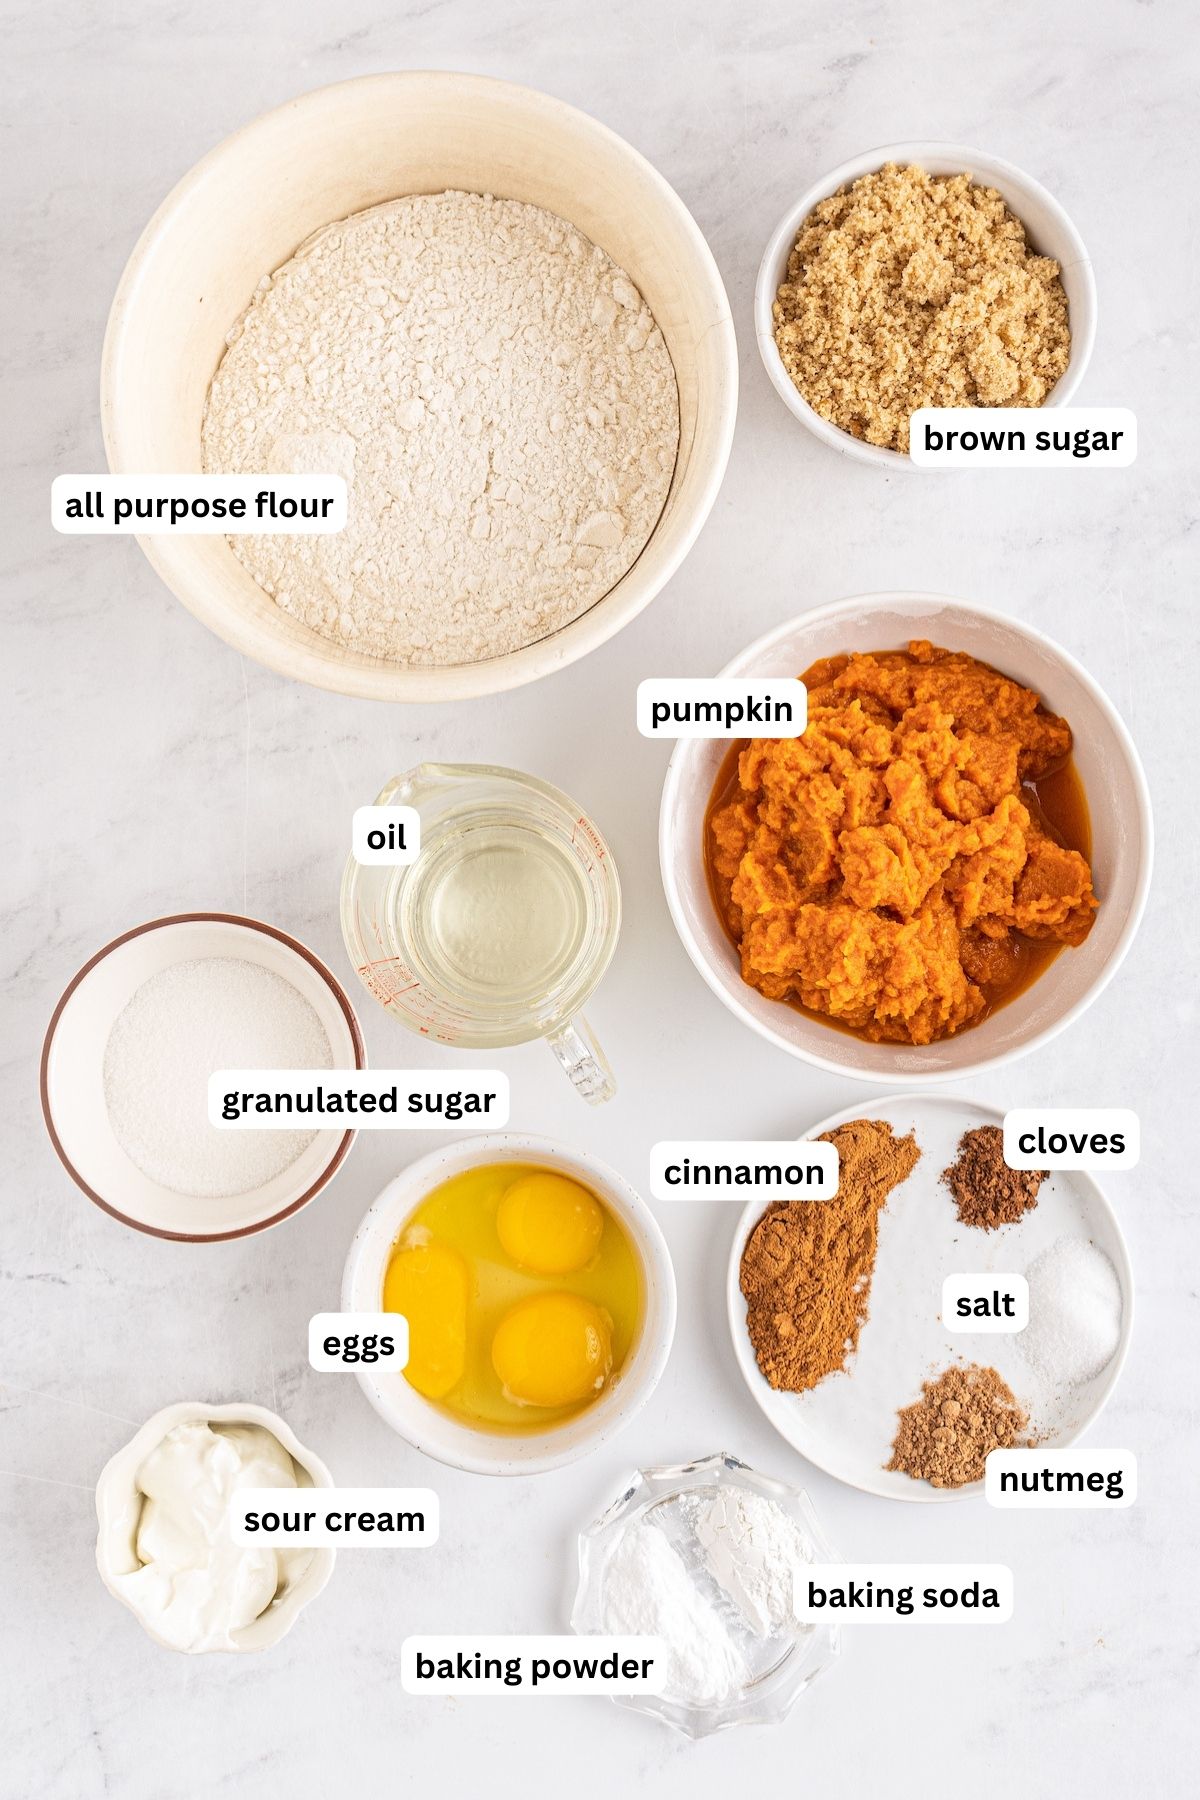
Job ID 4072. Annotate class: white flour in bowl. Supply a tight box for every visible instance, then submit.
[202,191,680,667]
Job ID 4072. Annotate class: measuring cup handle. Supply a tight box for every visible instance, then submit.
[546,1015,616,1105]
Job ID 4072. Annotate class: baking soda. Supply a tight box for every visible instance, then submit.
[103,957,332,1197]
[691,1486,813,1636]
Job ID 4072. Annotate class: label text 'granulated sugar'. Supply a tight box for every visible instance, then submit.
[208,1070,509,1127]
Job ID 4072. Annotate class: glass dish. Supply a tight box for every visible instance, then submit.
[570,1450,840,1738]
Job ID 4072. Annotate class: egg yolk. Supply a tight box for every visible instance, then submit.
[495,1172,605,1275]
[490,1292,613,1408]
[383,1240,468,1400]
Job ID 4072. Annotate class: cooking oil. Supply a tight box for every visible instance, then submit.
[402,819,590,1007]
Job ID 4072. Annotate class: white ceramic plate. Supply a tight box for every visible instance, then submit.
[725,1093,1133,1502]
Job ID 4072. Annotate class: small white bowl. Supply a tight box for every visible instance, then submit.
[102,71,737,701]
[41,913,364,1241]
[95,1401,336,1652]
[659,594,1152,1084]
[755,142,1097,465]
[342,1134,677,1475]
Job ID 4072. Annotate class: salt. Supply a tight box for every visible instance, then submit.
[1019,1237,1123,1392]
[103,957,332,1198]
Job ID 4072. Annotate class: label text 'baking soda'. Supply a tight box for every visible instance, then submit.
[401,1636,666,1694]
[208,1070,508,1127]
[649,1140,839,1200]
[637,679,807,738]
[230,1488,438,1546]
[51,474,347,533]
[795,1565,1013,1622]
[910,408,1136,468]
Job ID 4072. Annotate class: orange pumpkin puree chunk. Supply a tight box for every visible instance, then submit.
[708,641,1097,1045]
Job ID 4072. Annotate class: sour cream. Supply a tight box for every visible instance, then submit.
[112,1419,313,1652]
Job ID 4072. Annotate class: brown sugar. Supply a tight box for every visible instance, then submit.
[773,163,1071,453]
[887,1363,1029,1488]
[739,1118,920,1393]
[706,642,1097,1046]
[943,1124,1047,1229]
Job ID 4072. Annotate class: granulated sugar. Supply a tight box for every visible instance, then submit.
[103,958,332,1197]
[1019,1236,1123,1392]
[202,191,679,667]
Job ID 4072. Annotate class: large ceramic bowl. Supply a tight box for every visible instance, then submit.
[102,71,737,701]
[756,142,1096,466]
[659,593,1152,1083]
[342,1134,677,1475]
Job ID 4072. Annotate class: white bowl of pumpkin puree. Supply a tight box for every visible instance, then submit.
[659,594,1152,1082]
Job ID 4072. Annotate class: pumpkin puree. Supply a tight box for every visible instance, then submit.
[708,641,1097,1045]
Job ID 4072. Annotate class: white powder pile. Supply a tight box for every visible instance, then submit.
[594,1485,815,1706]
[202,191,679,667]
[103,958,332,1198]
[691,1485,813,1636]
[1019,1237,1123,1391]
[597,1517,748,1703]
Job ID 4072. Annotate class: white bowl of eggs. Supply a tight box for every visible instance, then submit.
[342,1135,677,1475]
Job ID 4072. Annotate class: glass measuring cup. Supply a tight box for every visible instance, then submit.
[340,764,622,1104]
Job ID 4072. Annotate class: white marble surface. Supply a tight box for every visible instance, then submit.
[4,1,1198,1793]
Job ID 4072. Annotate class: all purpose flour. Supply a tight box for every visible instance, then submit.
[202,192,680,667]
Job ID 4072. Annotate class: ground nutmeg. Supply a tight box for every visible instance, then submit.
[887,1363,1029,1488]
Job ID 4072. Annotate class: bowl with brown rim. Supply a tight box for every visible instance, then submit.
[41,913,364,1240]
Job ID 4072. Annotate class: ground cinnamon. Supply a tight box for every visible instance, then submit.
[887,1363,1028,1488]
[943,1124,1047,1229]
[739,1118,920,1393]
